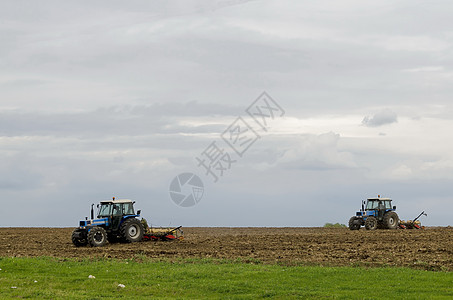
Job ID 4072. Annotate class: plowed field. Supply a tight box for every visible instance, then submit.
[1,227,452,271]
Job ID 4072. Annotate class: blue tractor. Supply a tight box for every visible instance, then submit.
[349,196,399,230]
[71,197,144,247]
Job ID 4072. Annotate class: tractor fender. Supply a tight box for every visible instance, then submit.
[119,215,139,226]
[121,215,139,221]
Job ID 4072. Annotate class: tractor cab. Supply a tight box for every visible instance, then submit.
[96,199,140,231]
[98,200,137,217]
[365,198,395,212]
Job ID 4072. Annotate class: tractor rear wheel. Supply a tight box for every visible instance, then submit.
[120,218,144,243]
[87,226,107,247]
[71,229,88,247]
[348,217,361,230]
[384,211,399,230]
[365,216,378,230]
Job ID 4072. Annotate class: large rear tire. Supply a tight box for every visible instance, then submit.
[348,217,361,230]
[87,226,107,247]
[365,216,378,230]
[384,211,399,230]
[71,229,88,247]
[120,218,144,243]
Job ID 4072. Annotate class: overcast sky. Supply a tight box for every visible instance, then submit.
[1,0,452,227]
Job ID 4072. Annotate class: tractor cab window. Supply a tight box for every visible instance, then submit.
[98,204,113,217]
[384,201,392,209]
[366,200,379,210]
[123,203,134,215]
[112,204,122,216]
[98,202,134,217]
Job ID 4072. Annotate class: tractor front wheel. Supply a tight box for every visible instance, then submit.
[384,211,399,230]
[365,216,378,230]
[348,217,361,230]
[120,218,144,243]
[71,229,88,247]
[87,226,107,247]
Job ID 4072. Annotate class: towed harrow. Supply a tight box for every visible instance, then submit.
[398,211,427,229]
[141,218,184,241]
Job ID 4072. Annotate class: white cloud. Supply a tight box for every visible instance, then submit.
[362,109,398,127]
[389,164,413,179]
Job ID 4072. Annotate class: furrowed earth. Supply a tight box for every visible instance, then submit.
[1,227,452,271]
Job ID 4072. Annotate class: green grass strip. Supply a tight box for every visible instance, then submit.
[0,257,452,299]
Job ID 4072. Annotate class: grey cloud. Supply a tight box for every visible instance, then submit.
[2,1,453,114]
[122,101,240,117]
[0,102,239,137]
[362,109,398,127]
[0,78,50,88]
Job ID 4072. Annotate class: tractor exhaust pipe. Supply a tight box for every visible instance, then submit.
[91,204,94,220]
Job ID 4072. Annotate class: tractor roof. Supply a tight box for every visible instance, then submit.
[100,199,134,204]
[367,198,392,201]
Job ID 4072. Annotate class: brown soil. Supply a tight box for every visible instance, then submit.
[1,227,452,271]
